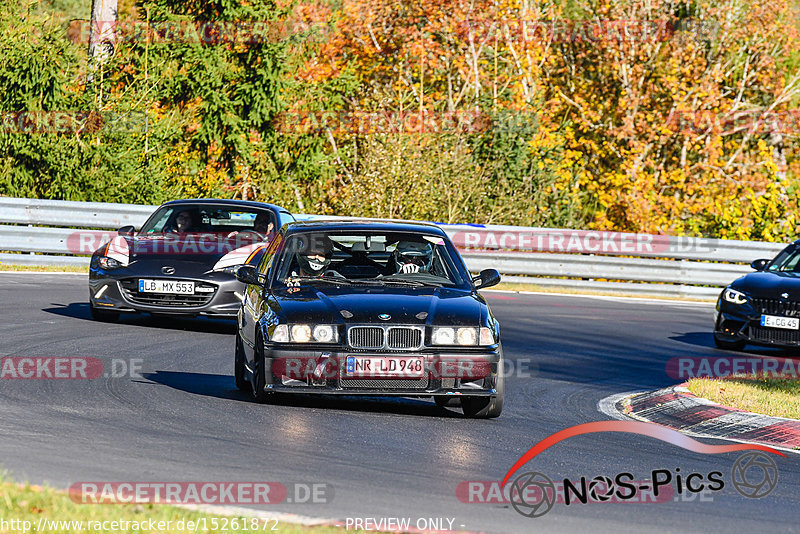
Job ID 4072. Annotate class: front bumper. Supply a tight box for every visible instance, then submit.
[715,299,800,347]
[259,347,501,397]
[89,270,244,317]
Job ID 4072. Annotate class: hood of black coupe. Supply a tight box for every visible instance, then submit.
[269,285,487,326]
[732,271,800,299]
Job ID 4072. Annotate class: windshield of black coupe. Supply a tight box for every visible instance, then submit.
[272,230,472,289]
[767,245,800,272]
[139,205,276,236]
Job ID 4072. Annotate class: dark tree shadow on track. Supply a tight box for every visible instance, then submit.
[141,370,463,417]
[668,331,716,349]
[42,302,237,335]
[669,331,797,357]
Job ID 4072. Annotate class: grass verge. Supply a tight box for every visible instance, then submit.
[685,377,800,419]
[0,264,87,273]
[0,479,350,534]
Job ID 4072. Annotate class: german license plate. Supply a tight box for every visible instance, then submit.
[138,279,195,294]
[760,315,799,330]
[345,356,425,378]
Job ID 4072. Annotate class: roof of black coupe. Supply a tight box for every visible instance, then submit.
[161,198,288,212]
[283,219,447,236]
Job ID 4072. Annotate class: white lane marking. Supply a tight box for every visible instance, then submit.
[0,271,86,276]
[596,391,638,420]
[597,390,800,455]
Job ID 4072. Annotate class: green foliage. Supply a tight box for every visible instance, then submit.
[1,0,799,240]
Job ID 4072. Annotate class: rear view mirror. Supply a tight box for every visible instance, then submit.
[236,265,263,286]
[117,225,135,236]
[750,259,770,271]
[472,268,501,289]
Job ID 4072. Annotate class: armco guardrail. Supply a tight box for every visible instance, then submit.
[0,197,787,299]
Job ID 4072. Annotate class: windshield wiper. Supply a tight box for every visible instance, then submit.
[286,275,353,285]
[352,277,441,287]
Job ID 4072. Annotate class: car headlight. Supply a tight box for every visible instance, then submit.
[457,327,477,345]
[432,327,455,345]
[313,325,336,343]
[291,324,312,343]
[479,327,494,345]
[432,327,494,346]
[271,324,339,343]
[723,288,748,305]
[216,265,242,275]
[270,325,289,343]
[96,256,121,270]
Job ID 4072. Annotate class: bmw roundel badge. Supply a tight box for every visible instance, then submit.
[378,313,391,321]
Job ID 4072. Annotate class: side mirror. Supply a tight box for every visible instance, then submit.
[750,259,770,271]
[473,268,501,289]
[236,265,263,286]
[117,225,135,236]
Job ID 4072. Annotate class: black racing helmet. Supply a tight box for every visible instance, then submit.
[393,240,434,272]
[295,233,334,275]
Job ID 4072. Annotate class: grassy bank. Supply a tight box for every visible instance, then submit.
[685,378,800,419]
[0,479,350,534]
[0,264,88,273]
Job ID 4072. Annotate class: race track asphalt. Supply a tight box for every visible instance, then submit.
[0,273,797,533]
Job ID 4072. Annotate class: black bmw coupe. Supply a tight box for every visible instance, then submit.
[233,220,505,418]
[89,199,294,321]
[715,240,800,350]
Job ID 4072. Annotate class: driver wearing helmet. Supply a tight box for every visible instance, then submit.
[286,234,335,286]
[392,240,434,274]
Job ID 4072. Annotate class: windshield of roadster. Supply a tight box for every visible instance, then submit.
[139,204,276,237]
[273,230,472,289]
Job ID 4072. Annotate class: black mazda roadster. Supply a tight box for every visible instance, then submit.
[233,220,504,418]
[715,240,800,350]
[89,199,294,321]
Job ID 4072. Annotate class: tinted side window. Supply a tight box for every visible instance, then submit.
[257,234,284,277]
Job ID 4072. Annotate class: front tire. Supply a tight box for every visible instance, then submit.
[462,347,505,419]
[234,332,248,392]
[251,335,272,403]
